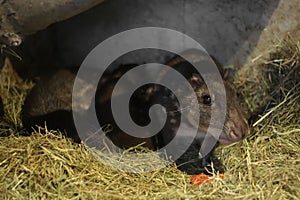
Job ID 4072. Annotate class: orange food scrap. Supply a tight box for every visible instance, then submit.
[191,173,225,185]
[219,172,225,179]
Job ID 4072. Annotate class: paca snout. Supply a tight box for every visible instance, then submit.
[218,96,249,144]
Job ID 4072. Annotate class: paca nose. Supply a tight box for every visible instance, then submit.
[219,106,249,144]
[228,121,248,142]
[218,121,248,144]
[229,130,241,141]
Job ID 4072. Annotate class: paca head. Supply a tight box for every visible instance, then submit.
[187,73,249,145]
[161,49,249,146]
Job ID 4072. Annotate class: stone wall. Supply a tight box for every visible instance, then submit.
[3,0,300,77]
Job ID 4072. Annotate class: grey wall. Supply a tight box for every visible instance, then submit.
[10,0,280,78]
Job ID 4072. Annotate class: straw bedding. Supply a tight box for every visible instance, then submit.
[0,35,299,199]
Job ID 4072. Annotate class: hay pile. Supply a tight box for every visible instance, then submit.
[0,36,299,199]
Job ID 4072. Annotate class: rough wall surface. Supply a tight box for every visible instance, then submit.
[4,0,300,77]
[0,0,105,45]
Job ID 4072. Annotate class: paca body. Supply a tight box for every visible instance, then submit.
[22,49,249,174]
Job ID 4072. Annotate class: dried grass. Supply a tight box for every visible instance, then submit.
[0,35,299,199]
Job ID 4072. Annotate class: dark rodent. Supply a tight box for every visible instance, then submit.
[22,50,249,174]
[162,50,249,145]
[96,50,249,148]
[151,50,250,173]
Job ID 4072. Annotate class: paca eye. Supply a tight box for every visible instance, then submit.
[202,95,212,105]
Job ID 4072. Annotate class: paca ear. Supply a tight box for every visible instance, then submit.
[210,55,236,81]
[190,73,205,90]
[210,55,227,79]
[223,68,236,82]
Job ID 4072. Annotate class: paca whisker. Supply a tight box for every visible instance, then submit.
[168,104,197,114]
